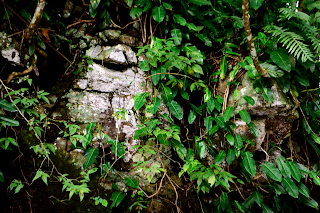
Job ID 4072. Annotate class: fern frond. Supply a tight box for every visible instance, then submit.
[301,24,320,54]
[265,25,314,62]
[279,8,310,22]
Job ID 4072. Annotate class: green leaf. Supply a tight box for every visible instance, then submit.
[195,33,212,47]
[19,8,31,20]
[83,148,99,170]
[243,193,255,208]
[215,150,226,165]
[162,2,173,10]
[134,92,149,110]
[235,134,243,149]
[261,162,282,182]
[298,182,309,197]
[188,110,197,124]
[186,23,198,31]
[188,0,211,5]
[171,140,187,160]
[294,74,310,86]
[253,191,262,207]
[204,116,213,133]
[152,6,166,23]
[223,107,234,122]
[281,177,299,198]
[173,14,187,26]
[243,96,255,105]
[226,148,236,165]
[270,48,291,72]
[239,110,251,124]
[170,29,182,45]
[0,99,16,112]
[214,117,225,128]
[151,97,161,114]
[261,204,274,213]
[167,101,183,120]
[220,192,229,211]
[151,68,161,85]
[277,77,291,93]
[160,84,173,103]
[207,97,215,112]
[125,177,139,189]
[110,191,125,208]
[180,90,189,100]
[196,141,207,159]
[220,56,227,80]
[192,64,203,74]
[209,125,219,135]
[226,134,234,146]
[101,199,108,207]
[234,200,245,213]
[242,151,256,177]
[287,161,301,182]
[273,183,287,195]
[298,195,318,209]
[130,7,142,18]
[276,157,291,177]
[0,170,4,182]
[249,0,265,10]
[248,122,259,137]
[0,115,20,126]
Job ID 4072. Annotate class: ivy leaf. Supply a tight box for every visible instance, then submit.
[226,148,236,165]
[220,56,227,80]
[243,96,255,105]
[83,148,99,170]
[173,14,187,26]
[281,177,299,198]
[287,161,301,182]
[0,99,16,112]
[215,150,226,165]
[223,107,234,122]
[239,110,251,124]
[196,141,207,159]
[167,101,183,120]
[170,29,182,45]
[261,162,282,182]
[151,97,161,114]
[249,0,265,10]
[276,157,291,178]
[125,177,138,189]
[152,6,166,23]
[110,191,125,208]
[248,122,259,137]
[242,151,256,177]
[134,92,149,110]
[270,48,291,72]
[235,134,243,149]
[188,110,197,124]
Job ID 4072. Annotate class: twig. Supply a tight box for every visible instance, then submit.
[232,180,245,200]
[66,20,96,29]
[110,19,139,30]
[196,192,204,213]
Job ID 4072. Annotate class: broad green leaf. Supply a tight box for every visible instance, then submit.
[134,93,149,110]
[270,48,291,72]
[170,29,182,45]
[261,62,284,78]
[190,103,201,115]
[309,171,320,186]
[0,115,20,126]
[239,110,251,124]
[281,177,299,198]
[171,140,187,160]
[162,2,173,9]
[151,68,161,85]
[151,97,161,114]
[220,192,229,211]
[125,177,139,189]
[234,200,245,213]
[209,125,219,135]
[223,107,234,122]
[262,88,274,103]
[204,116,213,133]
[106,135,126,158]
[226,134,234,146]
[19,8,31,20]
[242,151,256,176]
[261,162,282,182]
[167,101,183,120]
[195,33,212,47]
[294,74,310,86]
[192,64,203,74]
[160,84,173,103]
[207,97,215,112]
[152,6,166,23]
[110,191,125,208]
[235,134,243,149]
[273,183,287,195]
[310,132,320,144]
[186,23,198,31]
[298,195,318,209]
[188,110,197,124]
[298,182,309,197]
[226,148,236,165]
[215,150,226,165]
[188,0,211,5]
[248,122,259,137]
[0,99,17,112]
[83,148,99,170]
[253,191,262,207]
[276,157,291,177]
[180,90,189,100]
[287,161,301,182]
[220,56,227,80]
[196,141,207,159]
[277,77,291,93]
[243,193,255,208]
[243,96,255,105]
[214,117,225,128]
[261,204,274,213]
[173,14,187,26]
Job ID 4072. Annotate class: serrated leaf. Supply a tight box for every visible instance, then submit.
[125,177,138,189]
[188,110,197,124]
[151,97,161,114]
[220,56,227,80]
[215,150,226,165]
[243,96,255,105]
[242,151,256,176]
[250,0,265,10]
[0,99,16,112]
[223,107,234,122]
[83,148,99,170]
[281,177,299,198]
[152,6,166,23]
[261,162,282,182]
[235,134,243,149]
[173,14,187,26]
[134,92,149,110]
[239,110,251,124]
[167,101,183,120]
[262,88,274,103]
[226,148,236,165]
[270,48,291,72]
[196,141,207,159]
